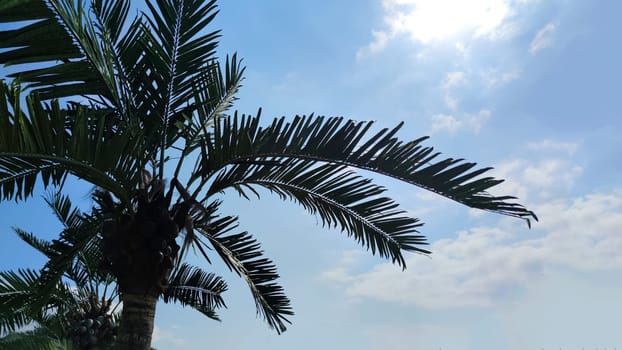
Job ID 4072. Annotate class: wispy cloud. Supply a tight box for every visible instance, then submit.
[440,71,467,109]
[529,23,556,54]
[489,157,583,202]
[480,68,521,88]
[442,71,466,89]
[356,31,390,61]
[430,114,461,134]
[527,139,578,155]
[320,152,603,311]
[429,109,491,134]
[322,189,622,308]
[152,325,187,349]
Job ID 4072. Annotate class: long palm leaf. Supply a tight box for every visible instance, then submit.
[186,205,293,333]
[207,159,428,267]
[0,269,42,334]
[162,263,227,321]
[196,112,537,224]
[0,0,126,106]
[0,82,143,203]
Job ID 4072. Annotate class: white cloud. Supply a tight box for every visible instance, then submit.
[429,109,491,134]
[439,71,467,109]
[442,71,466,89]
[529,23,556,54]
[466,109,491,132]
[322,189,622,309]
[152,325,187,348]
[480,68,521,88]
[430,114,461,134]
[527,139,578,155]
[319,250,366,283]
[490,158,583,201]
[466,149,581,218]
[356,30,390,60]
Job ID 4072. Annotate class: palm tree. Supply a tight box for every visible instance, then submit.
[0,0,536,349]
[0,192,225,350]
[0,196,121,349]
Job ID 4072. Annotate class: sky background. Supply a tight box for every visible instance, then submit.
[1,0,622,349]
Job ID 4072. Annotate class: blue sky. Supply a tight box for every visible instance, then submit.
[2,0,622,349]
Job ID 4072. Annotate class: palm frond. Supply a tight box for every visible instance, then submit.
[130,0,221,176]
[35,210,105,307]
[0,267,89,337]
[162,263,227,321]
[13,229,55,259]
[0,81,142,203]
[172,55,245,179]
[91,0,131,45]
[140,0,220,117]
[0,328,65,350]
[0,1,81,67]
[207,159,428,267]
[40,191,110,287]
[197,113,537,225]
[181,55,245,147]
[0,269,40,335]
[43,192,83,230]
[191,207,293,333]
[0,0,127,105]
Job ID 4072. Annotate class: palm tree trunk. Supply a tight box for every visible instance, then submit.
[114,294,157,350]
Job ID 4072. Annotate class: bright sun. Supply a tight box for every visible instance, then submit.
[383,0,514,43]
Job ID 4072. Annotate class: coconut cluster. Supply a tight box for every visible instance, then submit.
[100,186,182,296]
[66,295,116,349]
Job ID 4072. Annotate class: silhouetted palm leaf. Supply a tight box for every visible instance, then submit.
[0,82,142,203]
[184,204,292,333]
[197,112,537,224]
[207,159,428,267]
[0,0,125,104]
[163,263,227,321]
[0,269,41,334]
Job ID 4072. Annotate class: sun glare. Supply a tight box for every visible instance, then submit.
[383,0,513,43]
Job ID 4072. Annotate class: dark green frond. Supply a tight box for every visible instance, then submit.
[172,55,245,179]
[43,192,83,230]
[207,159,428,267]
[92,0,131,45]
[163,263,227,321]
[0,269,39,335]
[0,267,81,337]
[0,1,81,65]
[181,55,245,147]
[35,211,105,306]
[0,0,126,104]
[13,229,55,259]
[140,0,220,116]
[198,113,537,225]
[0,328,65,350]
[0,82,142,203]
[192,208,292,333]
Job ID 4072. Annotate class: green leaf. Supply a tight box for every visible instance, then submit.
[207,159,429,268]
[0,81,143,203]
[190,205,293,334]
[163,263,227,321]
[198,113,537,225]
